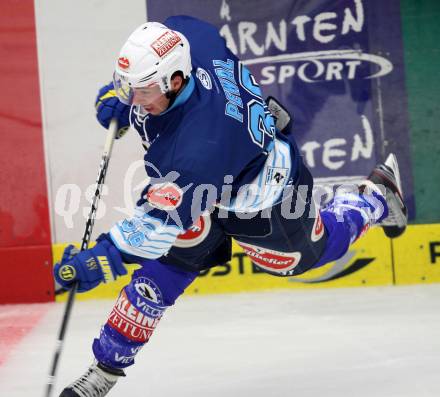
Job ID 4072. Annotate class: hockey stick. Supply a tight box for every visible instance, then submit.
[45,119,118,397]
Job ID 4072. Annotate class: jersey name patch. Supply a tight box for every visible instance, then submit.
[146,182,183,210]
[151,31,181,57]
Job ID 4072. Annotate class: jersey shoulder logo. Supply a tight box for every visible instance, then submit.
[146,182,183,210]
[196,68,212,90]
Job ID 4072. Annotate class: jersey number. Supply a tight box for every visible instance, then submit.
[239,63,275,148]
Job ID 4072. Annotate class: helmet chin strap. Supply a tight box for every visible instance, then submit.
[165,90,178,107]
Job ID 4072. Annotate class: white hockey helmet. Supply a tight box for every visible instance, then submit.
[113,22,192,105]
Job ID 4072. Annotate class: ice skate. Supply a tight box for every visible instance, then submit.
[365,153,408,238]
[59,362,124,397]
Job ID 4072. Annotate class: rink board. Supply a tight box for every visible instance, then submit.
[53,224,440,301]
[392,224,440,285]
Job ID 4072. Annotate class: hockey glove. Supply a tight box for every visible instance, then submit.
[54,239,127,292]
[95,82,130,139]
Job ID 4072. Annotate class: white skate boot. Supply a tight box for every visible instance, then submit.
[59,362,125,397]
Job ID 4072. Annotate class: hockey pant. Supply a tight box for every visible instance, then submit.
[161,160,386,276]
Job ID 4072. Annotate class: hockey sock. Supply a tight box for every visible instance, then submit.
[92,260,197,369]
[311,189,388,269]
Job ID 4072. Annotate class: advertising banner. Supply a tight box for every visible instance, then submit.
[54,224,440,301]
[393,224,440,285]
[146,0,414,216]
[54,228,394,300]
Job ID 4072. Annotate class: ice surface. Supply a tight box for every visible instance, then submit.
[1,285,440,397]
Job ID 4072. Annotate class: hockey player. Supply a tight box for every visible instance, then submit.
[55,16,407,397]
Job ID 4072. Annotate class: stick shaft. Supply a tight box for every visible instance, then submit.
[45,120,118,397]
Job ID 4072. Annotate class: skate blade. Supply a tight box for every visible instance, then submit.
[384,153,403,195]
[380,188,407,228]
[377,153,408,237]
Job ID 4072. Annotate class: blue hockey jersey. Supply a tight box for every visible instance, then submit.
[110,16,300,260]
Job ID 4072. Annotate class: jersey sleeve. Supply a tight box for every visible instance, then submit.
[109,160,221,260]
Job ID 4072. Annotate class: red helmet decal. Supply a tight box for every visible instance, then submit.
[146,182,183,211]
[150,31,182,57]
[118,56,130,70]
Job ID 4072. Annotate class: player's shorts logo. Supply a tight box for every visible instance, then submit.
[237,241,302,274]
[174,214,212,248]
[196,68,212,90]
[59,264,76,281]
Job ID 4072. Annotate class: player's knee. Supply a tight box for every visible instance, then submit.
[309,211,354,269]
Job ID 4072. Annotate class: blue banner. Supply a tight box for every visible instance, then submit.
[146,0,414,217]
